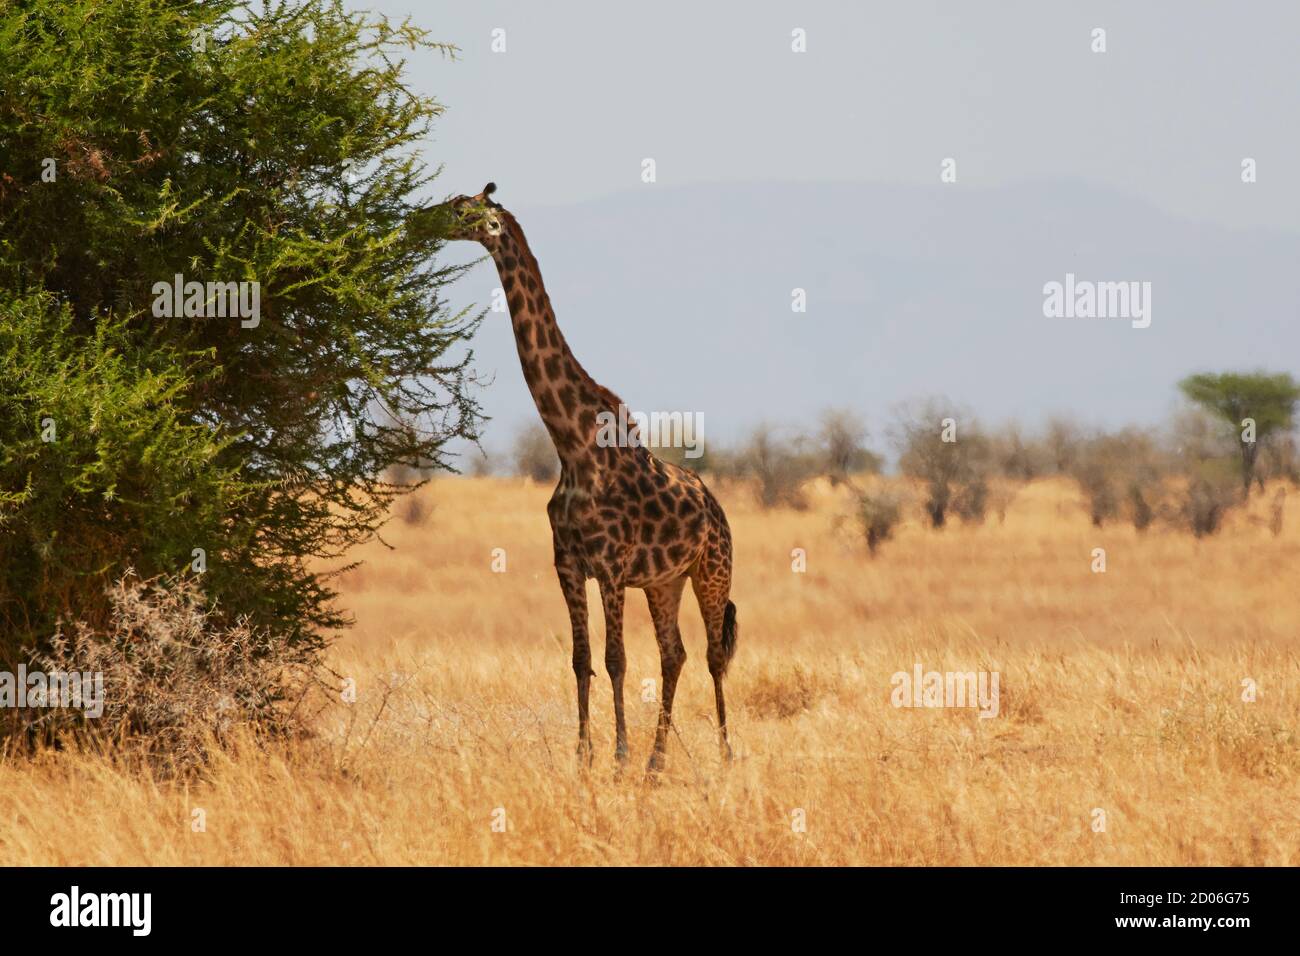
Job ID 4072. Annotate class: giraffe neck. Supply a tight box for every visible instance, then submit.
[490,220,615,461]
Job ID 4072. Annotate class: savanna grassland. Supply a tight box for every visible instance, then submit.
[2,476,1298,866]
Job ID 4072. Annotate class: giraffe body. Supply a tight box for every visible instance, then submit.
[445,184,737,773]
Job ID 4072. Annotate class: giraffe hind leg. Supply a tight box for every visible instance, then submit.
[644,578,687,776]
[691,559,736,763]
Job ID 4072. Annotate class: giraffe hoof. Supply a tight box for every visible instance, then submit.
[645,752,666,777]
[614,742,629,764]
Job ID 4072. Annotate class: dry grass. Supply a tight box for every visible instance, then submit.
[2,476,1299,865]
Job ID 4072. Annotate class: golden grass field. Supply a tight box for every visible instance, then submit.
[2,475,1298,865]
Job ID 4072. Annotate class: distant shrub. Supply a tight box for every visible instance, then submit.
[952,476,990,524]
[1129,484,1156,531]
[987,478,1018,524]
[1179,474,1237,538]
[1044,417,1083,475]
[891,398,991,528]
[673,440,733,476]
[737,426,816,510]
[395,491,432,526]
[381,430,434,525]
[1259,434,1300,488]
[818,408,882,483]
[1165,410,1244,536]
[856,489,903,555]
[991,423,1048,481]
[1070,428,1165,529]
[1074,463,1119,527]
[512,424,559,483]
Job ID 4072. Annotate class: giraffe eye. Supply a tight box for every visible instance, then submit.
[485,217,502,235]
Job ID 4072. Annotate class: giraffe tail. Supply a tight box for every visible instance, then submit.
[721,600,738,672]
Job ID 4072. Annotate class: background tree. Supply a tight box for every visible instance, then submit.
[855,488,903,556]
[1178,372,1300,496]
[991,422,1047,482]
[1044,417,1082,475]
[738,425,817,510]
[1258,433,1300,488]
[1069,428,1165,529]
[1165,407,1239,537]
[512,423,559,483]
[891,398,991,528]
[0,1,479,660]
[817,408,882,484]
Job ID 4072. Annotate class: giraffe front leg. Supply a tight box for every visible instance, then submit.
[555,556,593,765]
[599,582,628,765]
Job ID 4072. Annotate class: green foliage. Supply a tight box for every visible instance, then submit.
[1179,371,1300,493]
[0,292,241,639]
[0,1,480,657]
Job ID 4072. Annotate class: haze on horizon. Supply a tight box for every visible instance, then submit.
[360,0,1300,455]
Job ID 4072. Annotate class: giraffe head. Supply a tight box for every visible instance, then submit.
[444,182,509,246]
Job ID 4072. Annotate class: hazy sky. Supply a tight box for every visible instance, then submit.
[353,2,1299,453]
[374,1,1299,230]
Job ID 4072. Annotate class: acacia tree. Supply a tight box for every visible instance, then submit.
[1178,372,1300,496]
[0,1,479,658]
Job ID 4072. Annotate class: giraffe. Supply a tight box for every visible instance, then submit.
[443,183,738,774]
